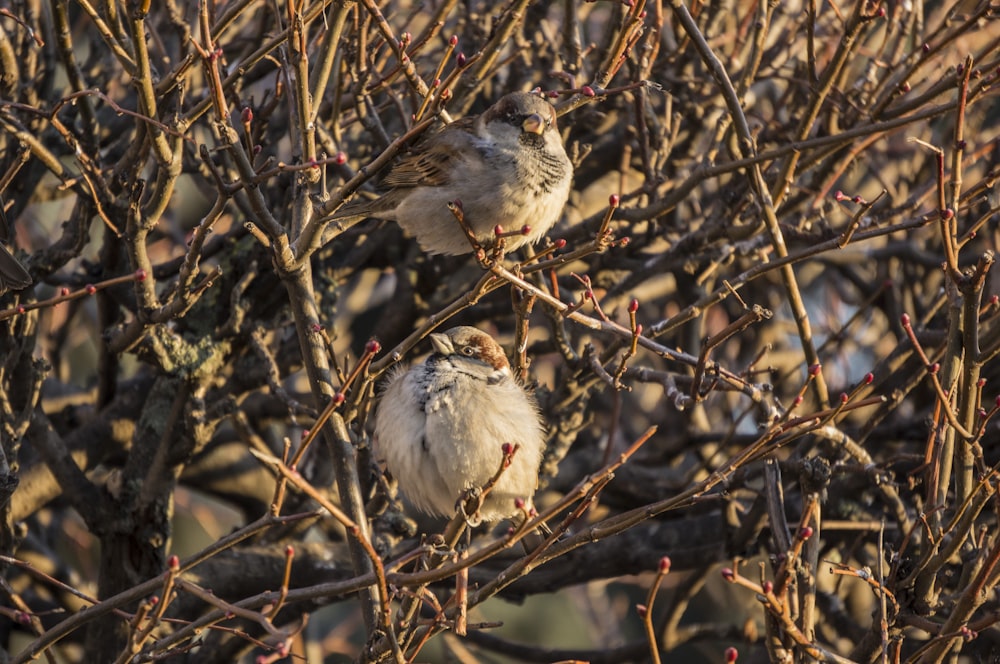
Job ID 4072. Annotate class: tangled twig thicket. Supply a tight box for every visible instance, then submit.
[1,0,1000,661]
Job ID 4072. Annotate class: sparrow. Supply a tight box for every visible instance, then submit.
[330,92,573,256]
[373,326,547,535]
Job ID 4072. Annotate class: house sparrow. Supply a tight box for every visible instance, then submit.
[374,326,547,535]
[330,92,573,256]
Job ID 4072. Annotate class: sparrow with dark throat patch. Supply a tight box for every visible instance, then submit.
[329,92,573,256]
[374,326,548,543]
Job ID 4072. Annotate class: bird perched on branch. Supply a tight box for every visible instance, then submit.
[329,92,573,256]
[374,326,548,541]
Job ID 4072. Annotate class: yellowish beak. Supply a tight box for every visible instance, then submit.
[521,113,546,135]
[430,333,454,355]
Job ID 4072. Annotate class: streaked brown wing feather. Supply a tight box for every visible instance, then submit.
[382,117,477,189]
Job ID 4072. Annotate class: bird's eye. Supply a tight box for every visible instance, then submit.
[461,346,476,356]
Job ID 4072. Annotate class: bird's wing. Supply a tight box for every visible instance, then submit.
[381,117,478,189]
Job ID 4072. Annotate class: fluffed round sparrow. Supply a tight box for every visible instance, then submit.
[373,326,546,530]
[331,92,573,256]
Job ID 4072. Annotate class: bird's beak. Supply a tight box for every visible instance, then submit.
[429,333,454,356]
[521,113,546,135]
